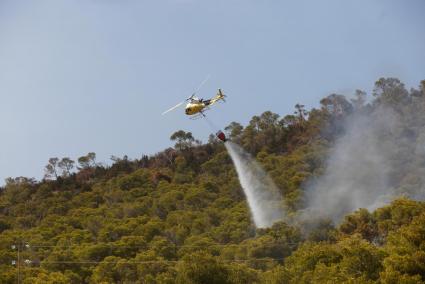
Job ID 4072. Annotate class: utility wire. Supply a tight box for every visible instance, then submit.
[26,243,300,249]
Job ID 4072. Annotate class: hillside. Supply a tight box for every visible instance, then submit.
[1,78,425,283]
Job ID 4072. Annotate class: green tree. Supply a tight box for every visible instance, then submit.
[58,157,75,177]
[44,157,60,179]
[90,256,137,283]
[294,104,308,122]
[351,89,367,110]
[77,152,97,169]
[373,77,409,109]
[320,94,352,116]
[381,212,425,283]
[176,252,230,284]
[170,130,196,151]
[225,122,244,142]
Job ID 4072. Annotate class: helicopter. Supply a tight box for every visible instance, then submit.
[162,77,226,119]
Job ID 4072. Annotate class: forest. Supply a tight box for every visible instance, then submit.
[1,78,425,283]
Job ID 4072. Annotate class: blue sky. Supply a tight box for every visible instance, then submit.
[0,0,424,182]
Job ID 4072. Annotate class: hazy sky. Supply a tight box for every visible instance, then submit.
[0,0,424,182]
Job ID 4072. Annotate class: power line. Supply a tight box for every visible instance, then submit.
[23,242,300,249]
[31,258,287,265]
[12,242,297,283]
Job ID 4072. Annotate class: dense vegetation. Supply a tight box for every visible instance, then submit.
[1,78,425,283]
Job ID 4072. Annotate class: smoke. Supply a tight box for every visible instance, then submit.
[225,141,284,228]
[302,106,425,223]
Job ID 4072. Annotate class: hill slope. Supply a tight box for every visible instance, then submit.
[1,78,425,283]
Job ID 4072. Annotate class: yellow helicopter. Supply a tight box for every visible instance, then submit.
[162,77,226,118]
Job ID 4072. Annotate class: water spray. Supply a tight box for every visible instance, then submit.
[224,142,285,228]
[202,117,284,228]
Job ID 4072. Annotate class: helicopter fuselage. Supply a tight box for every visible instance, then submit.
[185,100,210,115]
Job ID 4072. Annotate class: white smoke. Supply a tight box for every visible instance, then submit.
[302,106,425,223]
[225,141,284,228]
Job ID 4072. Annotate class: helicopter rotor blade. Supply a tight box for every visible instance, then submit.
[162,75,210,115]
[190,74,210,98]
[162,101,185,115]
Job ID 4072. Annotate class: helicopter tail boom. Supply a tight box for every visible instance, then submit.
[209,89,226,105]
